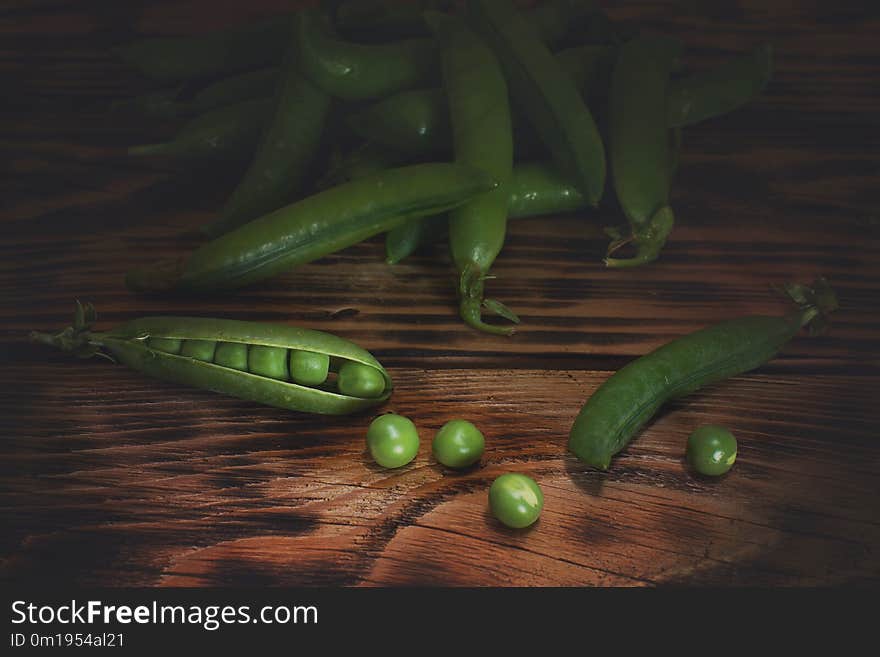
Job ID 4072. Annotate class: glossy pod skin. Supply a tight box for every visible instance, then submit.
[385,162,585,264]
[126,162,497,293]
[605,34,683,268]
[468,0,606,206]
[569,279,837,470]
[429,11,516,335]
[127,98,272,163]
[203,48,332,237]
[31,307,392,416]
[295,8,438,101]
[114,17,291,82]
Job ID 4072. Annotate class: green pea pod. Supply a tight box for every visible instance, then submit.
[181,68,280,116]
[202,47,332,237]
[31,303,392,415]
[127,98,273,163]
[668,44,773,128]
[605,34,683,268]
[569,278,837,470]
[114,17,291,82]
[386,162,586,264]
[468,0,606,206]
[295,8,438,100]
[345,88,450,155]
[126,162,497,293]
[427,11,515,336]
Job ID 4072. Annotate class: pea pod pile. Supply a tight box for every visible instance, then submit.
[116,0,773,337]
[32,303,391,415]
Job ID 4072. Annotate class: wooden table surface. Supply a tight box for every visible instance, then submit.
[2,0,878,587]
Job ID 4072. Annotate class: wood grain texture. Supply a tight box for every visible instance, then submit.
[2,0,879,587]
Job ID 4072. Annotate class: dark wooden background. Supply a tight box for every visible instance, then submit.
[2,0,878,586]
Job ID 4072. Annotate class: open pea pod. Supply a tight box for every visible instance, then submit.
[32,304,392,415]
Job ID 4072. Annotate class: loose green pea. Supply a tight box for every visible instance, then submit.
[180,339,217,362]
[687,425,738,476]
[289,350,330,386]
[432,419,485,469]
[366,413,420,468]
[214,342,249,371]
[248,345,289,380]
[147,337,182,354]
[489,473,543,529]
[337,361,386,398]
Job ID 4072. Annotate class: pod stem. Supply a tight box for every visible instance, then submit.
[779,276,838,336]
[458,262,519,336]
[604,206,675,268]
[29,301,112,361]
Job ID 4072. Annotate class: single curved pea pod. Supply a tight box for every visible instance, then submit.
[127,98,272,164]
[428,11,516,336]
[203,53,332,237]
[569,278,837,470]
[31,305,393,416]
[605,34,683,268]
[113,17,291,82]
[668,45,773,128]
[468,0,606,206]
[385,161,585,264]
[126,162,496,293]
[295,8,438,100]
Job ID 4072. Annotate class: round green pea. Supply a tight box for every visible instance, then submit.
[147,337,182,354]
[337,361,385,398]
[686,425,737,476]
[180,339,217,362]
[248,345,289,380]
[366,413,420,469]
[489,473,543,529]
[214,342,248,371]
[432,419,485,469]
[289,350,330,386]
